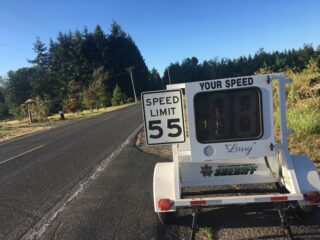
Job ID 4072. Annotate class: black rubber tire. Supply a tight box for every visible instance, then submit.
[157,212,176,225]
[294,204,317,221]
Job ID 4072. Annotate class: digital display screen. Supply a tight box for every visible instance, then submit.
[194,87,263,143]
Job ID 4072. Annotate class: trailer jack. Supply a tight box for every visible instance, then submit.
[190,208,201,240]
[276,202,295,240]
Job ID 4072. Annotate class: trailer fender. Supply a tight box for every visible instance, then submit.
[291,154,320,205]
[153,162,176,212]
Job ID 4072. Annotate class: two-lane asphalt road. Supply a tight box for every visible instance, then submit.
[0,104,142,240]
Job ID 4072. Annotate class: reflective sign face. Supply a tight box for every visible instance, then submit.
[141,90,185,145]
[194,87,263,143]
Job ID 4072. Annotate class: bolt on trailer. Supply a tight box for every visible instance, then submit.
[141,73,320,239]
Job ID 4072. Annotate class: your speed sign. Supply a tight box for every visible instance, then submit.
[141,90,185,145]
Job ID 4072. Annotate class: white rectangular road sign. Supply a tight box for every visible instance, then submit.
[185,74,275,161]
[141,89,185,145]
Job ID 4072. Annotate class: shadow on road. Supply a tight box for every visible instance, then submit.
[158,204,320,240]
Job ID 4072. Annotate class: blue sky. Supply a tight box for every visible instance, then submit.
[1,0,320,77]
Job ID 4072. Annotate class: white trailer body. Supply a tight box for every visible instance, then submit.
[141,73,320,215]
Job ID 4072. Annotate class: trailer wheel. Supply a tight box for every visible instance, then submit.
[157,212,176,225]
[294,204,317,221]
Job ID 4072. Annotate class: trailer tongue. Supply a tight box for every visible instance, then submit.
[141,73,320,240]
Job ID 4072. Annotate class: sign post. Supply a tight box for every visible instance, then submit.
[141,89,185,145]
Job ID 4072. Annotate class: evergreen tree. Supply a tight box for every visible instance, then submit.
[0,86,8,117]
[64,80,83,113]
[83,67,111,110]
[105,21,150,97]
[148,68,162,90]
[111,84,124,106]
[5,68,34,107]
[28,38,51,98]
[94,67,112,107]
[28,37,49,67]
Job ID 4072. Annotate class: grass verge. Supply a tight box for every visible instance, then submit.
[0,103,136,143]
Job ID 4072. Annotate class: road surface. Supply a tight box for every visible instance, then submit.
[0,104,142,240]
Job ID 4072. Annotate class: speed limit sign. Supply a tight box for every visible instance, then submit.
[141,89,185,145]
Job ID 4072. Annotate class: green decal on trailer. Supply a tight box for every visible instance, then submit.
[200,164,258,177]
[214,164,258,176]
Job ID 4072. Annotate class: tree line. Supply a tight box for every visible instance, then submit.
[0,19,319,120]
[163,45,320,85]
[0,21,162,119]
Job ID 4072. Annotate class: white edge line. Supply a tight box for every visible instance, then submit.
[21,123,143,240]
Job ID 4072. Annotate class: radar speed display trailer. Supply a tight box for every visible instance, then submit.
[141,73,320,240]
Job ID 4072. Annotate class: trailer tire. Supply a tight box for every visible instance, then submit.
[294,204,317,221]
[157,212,176,225]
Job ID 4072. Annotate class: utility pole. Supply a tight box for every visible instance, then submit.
[167,68,172,84]
[126,66,137,102]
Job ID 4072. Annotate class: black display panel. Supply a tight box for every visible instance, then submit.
[194,87,263,143]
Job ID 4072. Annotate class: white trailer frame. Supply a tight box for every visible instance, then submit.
[152,73,320,213]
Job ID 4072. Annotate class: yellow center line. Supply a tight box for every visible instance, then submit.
[0,144,46,165]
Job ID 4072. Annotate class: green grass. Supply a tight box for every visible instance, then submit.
[287,107,320,134]
[274,103,320,135]
[273,106,320,165]
[199,226,213,240]
[288,133,319,165]
[272,69,320,165]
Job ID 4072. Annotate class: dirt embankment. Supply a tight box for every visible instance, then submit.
[136,129,172,160]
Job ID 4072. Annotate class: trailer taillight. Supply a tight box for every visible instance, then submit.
[158,199,171,211]
[271,196,288,201]
[304,191,320,204]
[190,200,206,206]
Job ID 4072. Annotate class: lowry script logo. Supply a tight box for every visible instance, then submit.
[224,143,255,156]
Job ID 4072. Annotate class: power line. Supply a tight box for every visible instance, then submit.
[0,42,31,53]
[0,2,53,32]
[0,3,50,30]
[0,21,37,37]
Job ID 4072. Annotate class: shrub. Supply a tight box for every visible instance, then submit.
[11,106,25,120]
[28,96,49,122]
[111,84,124,106]
[63,97,81,113]
[0,102,8,119]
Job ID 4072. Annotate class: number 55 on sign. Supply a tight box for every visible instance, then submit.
[141,90,186,145]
